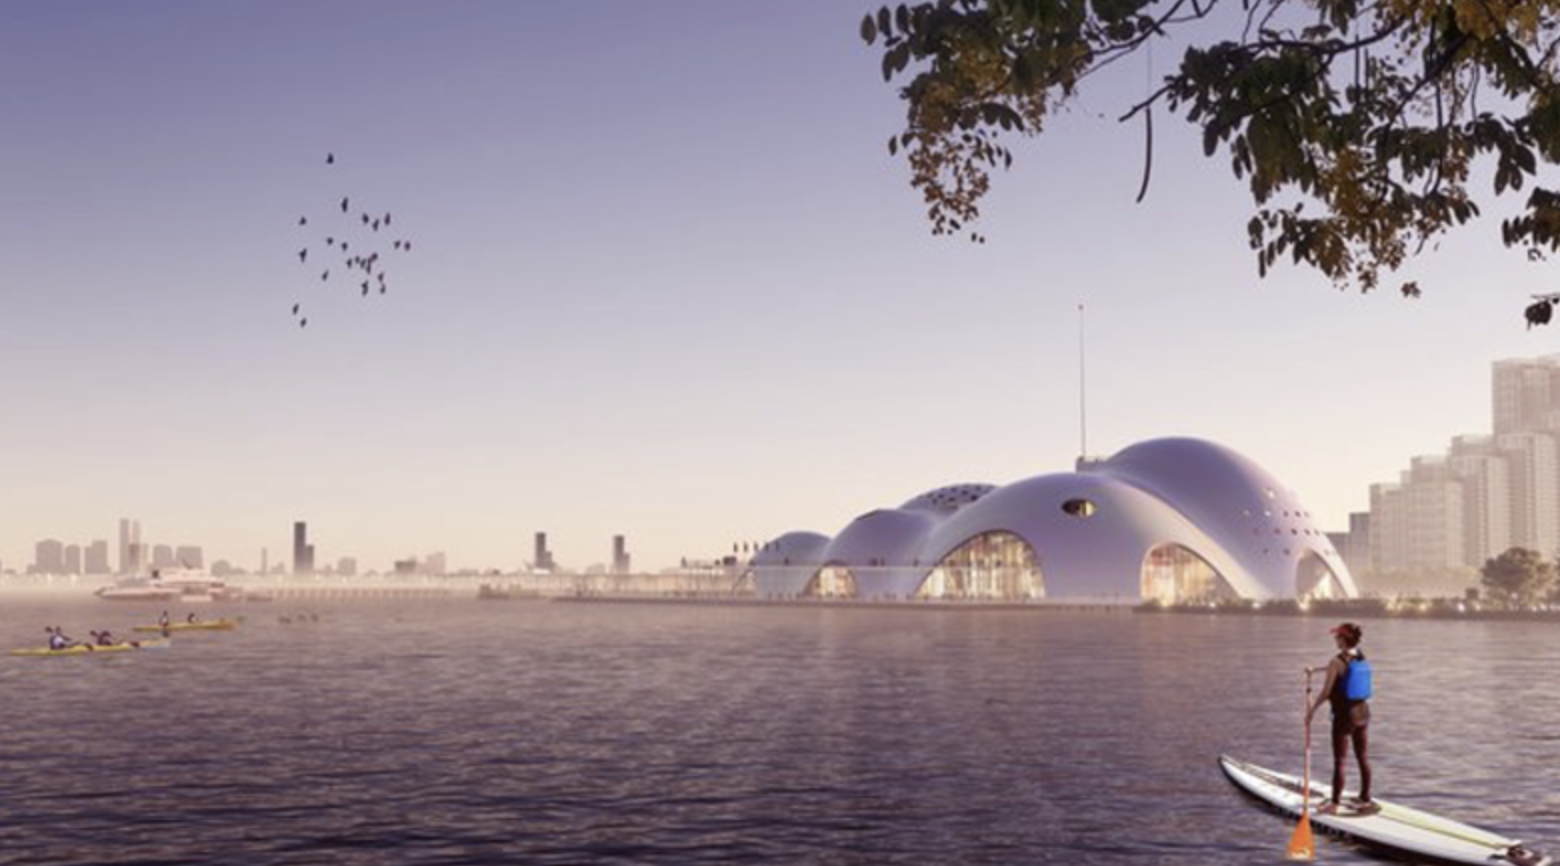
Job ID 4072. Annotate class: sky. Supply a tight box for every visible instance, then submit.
[1,1,1556,573]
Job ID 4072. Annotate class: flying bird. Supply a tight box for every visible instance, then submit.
[298,248,308,263]
[361,213,370,225]
[383,213,391,226]
[298,216,307,226]
[292,303,300,315]
[321,269,330,281]
[340,197,349,213]
[326,153,335,165]
[326,237,335,247]
[341,242,349,253]
[371,219,380,231]
[361,284,369,297]
[300,317,308,328]
[392,240,401,250]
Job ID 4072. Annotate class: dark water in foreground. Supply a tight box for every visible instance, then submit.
[1,599,1558,865]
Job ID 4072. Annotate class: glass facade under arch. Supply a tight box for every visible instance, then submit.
[916,532,1044,601]
[1141,544,1237,604]
[803,566,859,599]
[1296,551,1345,599]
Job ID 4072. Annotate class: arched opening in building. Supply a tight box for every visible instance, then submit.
[803,565,859,599]
[1296,551,1346,600]
[1141,544,1237,604]
[915,532,1044,601]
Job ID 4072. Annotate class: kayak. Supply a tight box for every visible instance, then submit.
[10,639,170,657]
[131,620,237,633]
[1220,755,1551,866]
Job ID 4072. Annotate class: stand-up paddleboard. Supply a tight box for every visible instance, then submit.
[1221,756,1550,866]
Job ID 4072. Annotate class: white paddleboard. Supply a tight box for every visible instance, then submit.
[1220,755,1550,866]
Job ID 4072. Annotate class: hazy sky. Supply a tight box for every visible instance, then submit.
[2,1,1556,573]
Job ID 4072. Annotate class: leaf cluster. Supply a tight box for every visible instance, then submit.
[865,0,1560,310]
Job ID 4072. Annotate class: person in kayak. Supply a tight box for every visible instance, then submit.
[90,630,116,647]
[1306,621,1376,815]
[46,627,72,650]
[186,612,197,624]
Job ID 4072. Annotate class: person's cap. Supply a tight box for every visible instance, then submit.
[1329,622,1361,636]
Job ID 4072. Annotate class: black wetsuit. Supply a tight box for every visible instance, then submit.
[1328,650,1372,804]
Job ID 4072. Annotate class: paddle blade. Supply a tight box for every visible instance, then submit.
[1286,814,1315,861]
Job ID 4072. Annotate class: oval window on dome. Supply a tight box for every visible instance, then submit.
[1061,498,1097,518]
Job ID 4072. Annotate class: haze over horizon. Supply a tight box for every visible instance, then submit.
[3,1,1557,573]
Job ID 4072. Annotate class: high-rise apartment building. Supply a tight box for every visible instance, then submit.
[1371,357,1560,575]
[1494,356,1560,435]
[63,544,82,575]
[1448,436,1513,566]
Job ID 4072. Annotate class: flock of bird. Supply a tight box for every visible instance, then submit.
[291,152,414,328]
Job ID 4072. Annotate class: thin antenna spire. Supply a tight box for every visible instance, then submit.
[1079,303,1088,460]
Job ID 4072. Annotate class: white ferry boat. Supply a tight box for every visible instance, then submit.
[95,568,246,603]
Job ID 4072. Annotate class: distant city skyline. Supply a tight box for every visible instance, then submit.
[4,3,1560,572]
[8,515,650,577]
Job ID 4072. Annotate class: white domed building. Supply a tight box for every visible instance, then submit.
[742,438,1356,604]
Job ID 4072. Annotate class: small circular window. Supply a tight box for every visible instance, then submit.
[1061,498,1097,518]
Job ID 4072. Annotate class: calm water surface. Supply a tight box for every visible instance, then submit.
[1,598,1557,865]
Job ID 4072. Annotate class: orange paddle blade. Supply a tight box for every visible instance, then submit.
[1286,813,1315,861]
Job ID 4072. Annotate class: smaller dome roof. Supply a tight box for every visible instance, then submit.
[750,531,830,567]
[900,483,996,515]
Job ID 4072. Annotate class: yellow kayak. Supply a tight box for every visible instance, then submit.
[132,620,237,633]
[10,639,170,657]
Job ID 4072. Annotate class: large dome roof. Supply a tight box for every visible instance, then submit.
[748,437,1355,602]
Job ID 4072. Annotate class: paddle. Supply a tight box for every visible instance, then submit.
[1287,669,1316,861]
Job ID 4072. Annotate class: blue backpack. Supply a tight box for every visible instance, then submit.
[1343,655,1373,701]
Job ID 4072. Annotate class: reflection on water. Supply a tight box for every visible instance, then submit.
[0,600,1556,864]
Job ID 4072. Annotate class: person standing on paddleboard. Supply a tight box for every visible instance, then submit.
[1306,622,1376,815]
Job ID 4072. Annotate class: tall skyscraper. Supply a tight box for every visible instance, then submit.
[293,521,315,575]
[84,540,111,575]
[118,518,143,575]
[612,534,631,575]
[63,544,82,575]
[151,544,175,570]
[533,532,555,571]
